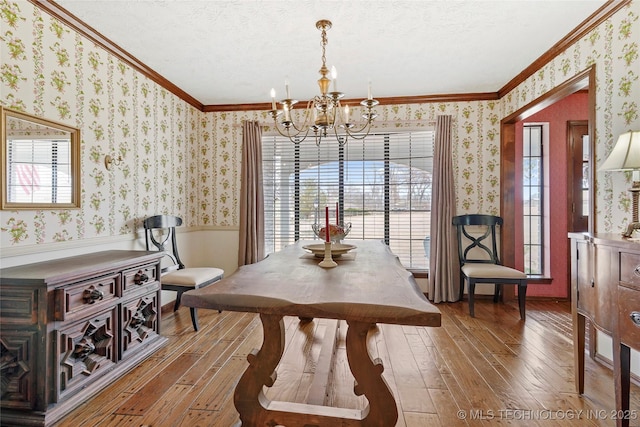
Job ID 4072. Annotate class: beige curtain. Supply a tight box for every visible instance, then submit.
[238,121,264,266]
[428,115,460,302]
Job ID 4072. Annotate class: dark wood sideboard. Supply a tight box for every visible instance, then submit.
[569,233,640,427]
[0,250,168,427]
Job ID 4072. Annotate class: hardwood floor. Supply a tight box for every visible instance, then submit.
[54,299,639,427]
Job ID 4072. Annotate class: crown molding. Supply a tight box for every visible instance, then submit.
[498,0,630,98]
[202,92,501,112]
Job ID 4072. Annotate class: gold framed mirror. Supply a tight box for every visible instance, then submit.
[1,107,81,209]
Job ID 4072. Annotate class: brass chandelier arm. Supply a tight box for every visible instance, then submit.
[271,118,311,143]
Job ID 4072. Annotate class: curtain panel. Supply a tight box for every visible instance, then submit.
[238,120,265,266]
[428,115,460,302]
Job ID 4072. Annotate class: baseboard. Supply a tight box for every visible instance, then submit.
[594,353,640,387]
[161,301,175,316]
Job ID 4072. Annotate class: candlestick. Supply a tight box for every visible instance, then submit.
[325,206,330,242]
[318,241,338,268]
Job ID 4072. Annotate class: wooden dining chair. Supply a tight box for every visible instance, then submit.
[143,215,224,331]
[452,214,528,319]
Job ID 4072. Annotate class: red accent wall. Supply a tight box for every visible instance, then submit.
[514,92,588,298]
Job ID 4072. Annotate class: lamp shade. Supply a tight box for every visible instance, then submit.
[599,130,640,171]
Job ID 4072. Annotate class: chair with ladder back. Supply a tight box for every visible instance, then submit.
[143,215,224,331]
[453,214,528,319]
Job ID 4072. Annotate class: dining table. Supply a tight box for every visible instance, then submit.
[182,239,441,427]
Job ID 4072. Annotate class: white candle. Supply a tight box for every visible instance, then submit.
[344,105,350,122]
[285,79,290,99]
[367,80,372,100]
[331,66,337,92]
[270,88,276,110]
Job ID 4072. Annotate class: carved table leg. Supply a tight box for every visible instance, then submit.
[346,321,398,427]
[234,313,285,426]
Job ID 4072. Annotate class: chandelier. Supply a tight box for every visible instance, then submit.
[269,20,379,145]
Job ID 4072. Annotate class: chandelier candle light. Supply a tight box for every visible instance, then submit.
[269,20,379,146]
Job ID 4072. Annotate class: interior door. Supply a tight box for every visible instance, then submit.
[568,120,589,232]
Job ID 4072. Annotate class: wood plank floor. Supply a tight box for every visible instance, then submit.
[54,299,640,427]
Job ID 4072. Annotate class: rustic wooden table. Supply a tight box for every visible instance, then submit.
[182,240,441,427]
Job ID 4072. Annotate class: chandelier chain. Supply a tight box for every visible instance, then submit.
[320,26,327,71]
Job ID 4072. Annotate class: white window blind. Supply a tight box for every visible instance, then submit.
[262,130,434,270]
[7,139,72,203]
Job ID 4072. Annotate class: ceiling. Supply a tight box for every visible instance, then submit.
[53,0,608,107]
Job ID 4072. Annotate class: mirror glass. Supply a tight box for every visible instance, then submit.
[1,107,80,209]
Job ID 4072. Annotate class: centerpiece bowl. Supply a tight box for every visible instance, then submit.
[312,222,351,243]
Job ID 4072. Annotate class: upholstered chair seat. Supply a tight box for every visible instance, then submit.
[143,215,224,331]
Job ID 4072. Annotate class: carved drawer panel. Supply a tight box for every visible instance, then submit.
[0,331,37,411]
[0,288,38,325]
[54,274,118,322]
[57,307,117,401]
[620,252,640,287]
[618,284,640,351]
[120,293,160,360]
[122,263,158,296]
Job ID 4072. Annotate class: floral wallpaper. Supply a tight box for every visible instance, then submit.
[1,0,638,253]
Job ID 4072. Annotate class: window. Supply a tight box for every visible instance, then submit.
[522,125,544,275]
[7,139,72,204]
[262,130,434,270]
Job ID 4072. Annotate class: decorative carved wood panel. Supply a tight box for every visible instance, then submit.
[57,307,117,399]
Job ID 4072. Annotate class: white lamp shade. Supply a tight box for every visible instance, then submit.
[599,130,640,171]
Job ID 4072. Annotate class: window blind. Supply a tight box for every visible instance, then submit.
[262,130,434,270]
[7,139,72,203]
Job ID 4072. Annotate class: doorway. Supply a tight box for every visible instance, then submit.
[500,65,595,299]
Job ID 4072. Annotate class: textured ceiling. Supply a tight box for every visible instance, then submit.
[53,0,608,106]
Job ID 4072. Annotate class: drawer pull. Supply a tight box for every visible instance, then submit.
[634,265,640,277]
[631,312,640,327]
[134,270,149,285]
[83,288,104,304]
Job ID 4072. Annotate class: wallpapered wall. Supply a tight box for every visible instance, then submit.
[1,0,639,256]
